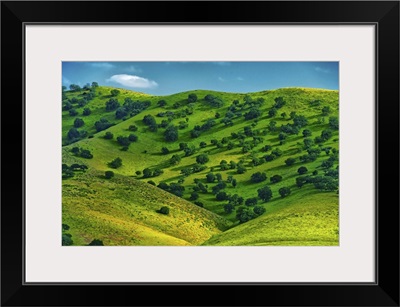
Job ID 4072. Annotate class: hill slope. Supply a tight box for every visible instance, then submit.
[202,188,338,246]
[63,168,229,246]
[62,86,339,246]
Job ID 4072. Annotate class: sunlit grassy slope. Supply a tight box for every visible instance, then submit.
[62,86,339,246]
[202,188,338,246]
[62,166,229,246]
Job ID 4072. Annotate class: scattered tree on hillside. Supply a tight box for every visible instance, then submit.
[321,129,333,141]
[161,147,170,155]
[105,171,114,179]
[321,159,334,169]
[224,203,235,214]
[253,205,266,216]
[296,176,309,188]
[268,120,277,132]
[293,115,308,128]
[212,182,227,195]
[220,160,229,170]
[303,138,314,149]
[157,100,167,107]
[190,192,199,201]
[62,234,73,246]
[117,136,131,147]
[110,89,120,97]
[257,186,273,202]
[268,108,277,117]
[271,148,283,157]
[143,168,153,178]
[196,154,209,165]
[170,154,181,165]
[302,129,312,137]
[236,207,256,223]
[83,108,91,116]
[88,239,104,246]
[183,144,196,156]
[194,201,204,207]
[153,168,164,177]
[126,126,137,134]
[74,118,84,128]
[244,108,262,120]
[206,173,216,183]
[273,97,286,109]
[143,114,156,127]
[104,132,113,139]
[69,109,78,117]
[236,163,247,174]
[108,157,122,169]
[262,145,272,152]
[115,107,128,119]
[164,125,179,142]
[279,187,291,198]
[204,94,224,108]
[329,116,339,130]
[245,197,258,206]
[128,134,138,142]
[94,118,113,132]
[216,191,229,201]
[105,98,120,111]
[270,174,283,183]
[69,84,81,92]
[313,176,338,191]
[79,149,93,159]
[285,158,296,166]
[188,93,198,103]
[250,172,267,183]
[67,128,80,140]
[232,178,237,188]
[63,102,72,111]
[297,166,308,175]
[322,106,331,116]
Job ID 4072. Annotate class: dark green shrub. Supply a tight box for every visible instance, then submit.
[157,206,170,215]
[105,171,114,179]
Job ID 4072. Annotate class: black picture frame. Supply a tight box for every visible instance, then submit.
[1,1,399,306]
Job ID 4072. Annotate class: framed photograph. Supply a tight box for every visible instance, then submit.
[1,1,399,306]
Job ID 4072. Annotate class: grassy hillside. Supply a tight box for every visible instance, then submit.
[202,187,338,246]
[62,166,229,246]
[62,86,152,144]
[62,85,339,246]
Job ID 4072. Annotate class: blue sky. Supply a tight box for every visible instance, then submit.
[62,62,338,95]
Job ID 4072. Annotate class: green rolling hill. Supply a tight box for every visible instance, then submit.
[62,165,229,246]
[62,85,339,246]
[202,188,338,246]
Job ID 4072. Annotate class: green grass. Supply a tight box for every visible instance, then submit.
[202,187,339,246]
[62,86,339,246]
[63,167,230,246]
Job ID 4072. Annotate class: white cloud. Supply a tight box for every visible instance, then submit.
[315,66,330,73]
[89,62,115,69]
[218,77,225,82]
[107,74,158,89]
[236,77,244,81]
